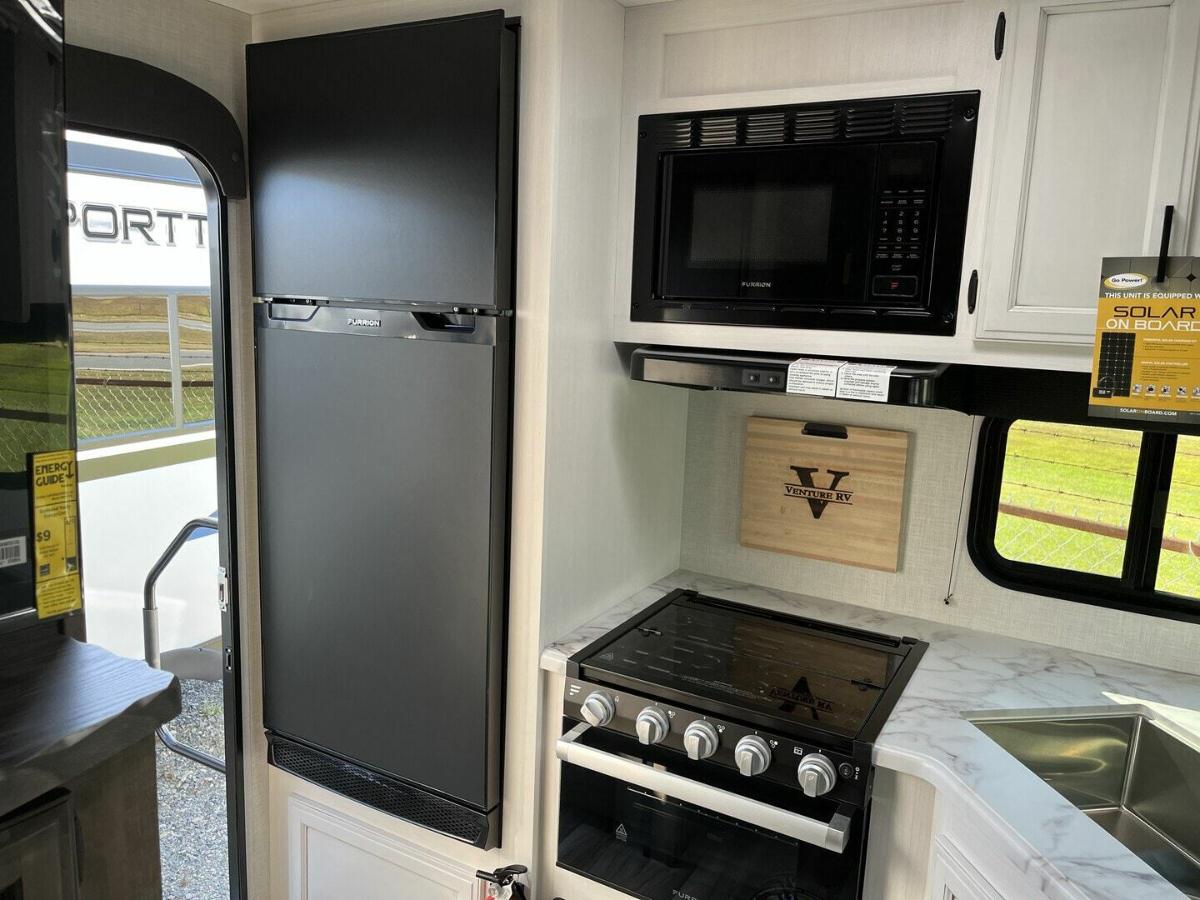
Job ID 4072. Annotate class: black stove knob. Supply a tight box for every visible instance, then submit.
[797,753,837,798]
[734,735,771,777]
[580,690,615,728]
[635,706,670,745]
[683,720,719,760]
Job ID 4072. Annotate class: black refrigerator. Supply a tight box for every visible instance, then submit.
[248,11,516,848]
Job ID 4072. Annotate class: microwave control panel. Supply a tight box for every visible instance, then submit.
[869,142,936,305]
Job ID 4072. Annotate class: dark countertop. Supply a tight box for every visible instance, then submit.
[0,626,181,817]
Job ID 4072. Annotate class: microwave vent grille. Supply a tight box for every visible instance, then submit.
[744,112,787,144]
[657,96,957,150]
[663,117,695,148]
[845,104,897,138]
[791,108,841,143]
[899,97,955,134]
[698,115,738,146]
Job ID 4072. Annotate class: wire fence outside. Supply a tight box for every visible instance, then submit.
[72,287,215,444]
[997,422,1199,599]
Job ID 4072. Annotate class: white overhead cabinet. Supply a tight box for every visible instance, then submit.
[976,0,1200,343]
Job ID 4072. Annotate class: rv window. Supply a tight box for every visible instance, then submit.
[1158,434,1200,597]
[969,419,1200,624]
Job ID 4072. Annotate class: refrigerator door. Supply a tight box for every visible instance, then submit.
[246,11,516,310]
[255,303,509,818]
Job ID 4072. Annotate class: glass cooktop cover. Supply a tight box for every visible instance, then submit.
[581,597,902,738]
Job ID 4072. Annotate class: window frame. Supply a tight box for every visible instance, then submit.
[968,417,1197,625]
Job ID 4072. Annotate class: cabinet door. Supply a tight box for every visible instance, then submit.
[977,0,1200,343]
[284,794,481,900]
[928,838,1005,900]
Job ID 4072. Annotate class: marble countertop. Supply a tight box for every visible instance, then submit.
[541,570,1200,900]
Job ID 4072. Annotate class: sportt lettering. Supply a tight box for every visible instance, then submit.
[785,467,853,519]
[67,201,208,247]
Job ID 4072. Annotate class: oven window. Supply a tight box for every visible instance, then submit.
[557,728,863,900]
[659,145,877,304]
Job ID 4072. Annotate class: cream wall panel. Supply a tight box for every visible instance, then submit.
[537,0,688,645]
[680,392,971,619]
[661,3,961,99]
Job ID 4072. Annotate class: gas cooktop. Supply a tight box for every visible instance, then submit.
[557,590,928,900]
[566,589,927,755]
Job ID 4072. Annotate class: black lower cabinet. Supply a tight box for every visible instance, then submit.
[0,791,79,900]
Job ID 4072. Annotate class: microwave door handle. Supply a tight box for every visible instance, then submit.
[556,723,853,853]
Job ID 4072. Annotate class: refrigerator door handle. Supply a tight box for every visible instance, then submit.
[256,303,503,345]
[413,311,476,334]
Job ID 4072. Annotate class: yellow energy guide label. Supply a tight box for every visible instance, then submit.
[30,449,82,618]
[1090,257,1200,426]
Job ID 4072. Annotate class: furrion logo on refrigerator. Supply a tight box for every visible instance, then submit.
[784,467,853,519]
[346,317,383,328]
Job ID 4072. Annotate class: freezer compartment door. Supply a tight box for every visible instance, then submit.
[255,304,509,812]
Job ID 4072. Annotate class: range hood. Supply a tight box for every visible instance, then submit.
[629,346,953,408]
[626,346,1192,435]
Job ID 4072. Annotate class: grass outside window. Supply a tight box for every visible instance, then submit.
[970,419,1200,622]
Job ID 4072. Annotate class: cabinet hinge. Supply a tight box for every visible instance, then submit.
[994,11,1006,60]
[967,269,979,315]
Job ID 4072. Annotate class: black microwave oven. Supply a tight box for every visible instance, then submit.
[630,91,980,336]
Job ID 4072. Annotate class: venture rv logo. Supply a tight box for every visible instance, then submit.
[785,467,853,519]
[1103,272,1150,290]
[346,317,382,328]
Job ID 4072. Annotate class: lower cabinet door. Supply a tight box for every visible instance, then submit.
[928,837,1003,900]
[285,794,481,900]
[0,791,79,900]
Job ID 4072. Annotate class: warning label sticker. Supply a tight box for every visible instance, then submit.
[786,359,896,403]
[30,449,82,619]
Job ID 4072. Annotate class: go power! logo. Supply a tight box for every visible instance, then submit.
[784,467,853,519]
[1103,272,1150,290]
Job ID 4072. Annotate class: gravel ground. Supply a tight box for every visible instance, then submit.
[157,678,229,900]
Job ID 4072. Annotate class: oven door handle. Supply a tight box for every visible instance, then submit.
[556,723,853,853]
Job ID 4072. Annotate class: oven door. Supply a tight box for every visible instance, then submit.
[556,724,866,900]
[656,144,878,307]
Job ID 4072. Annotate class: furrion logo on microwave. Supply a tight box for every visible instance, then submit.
[785,467,853,519]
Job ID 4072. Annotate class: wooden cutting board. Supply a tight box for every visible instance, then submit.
[739,417,910,572]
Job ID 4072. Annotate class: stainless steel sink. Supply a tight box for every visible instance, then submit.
[972,711,1200,899]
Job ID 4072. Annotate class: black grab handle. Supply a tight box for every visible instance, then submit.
[1156,205,1175,284]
